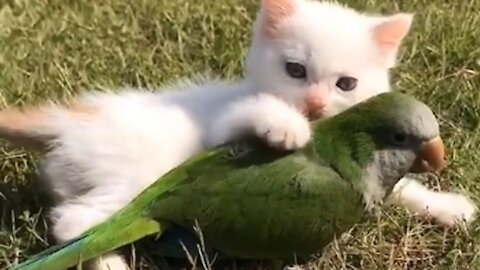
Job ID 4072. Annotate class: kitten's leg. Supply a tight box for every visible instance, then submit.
[208,93,311,150]
[88,253,130,270]
[387,176,476,226]
[50,198,131,270]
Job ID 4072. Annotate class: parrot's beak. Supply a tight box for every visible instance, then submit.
[410,136,447,174]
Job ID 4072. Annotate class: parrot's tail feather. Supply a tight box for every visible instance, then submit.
[9,218,165,270]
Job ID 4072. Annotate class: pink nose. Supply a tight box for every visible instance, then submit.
[304,83,329,118]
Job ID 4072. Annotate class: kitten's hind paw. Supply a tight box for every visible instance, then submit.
[89,252,131,270]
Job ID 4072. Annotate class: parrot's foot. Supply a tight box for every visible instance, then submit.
[415,192,476,227]
[86,252,130,270]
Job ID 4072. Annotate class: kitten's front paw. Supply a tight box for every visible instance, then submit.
[255,109,311,150]
[417,192,476,227]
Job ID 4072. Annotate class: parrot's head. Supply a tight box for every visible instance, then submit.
[363,92,445,175]
[313,91,447,192]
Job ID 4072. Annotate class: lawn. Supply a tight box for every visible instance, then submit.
[0,0,479,269]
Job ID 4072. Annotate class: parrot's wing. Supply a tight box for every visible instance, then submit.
[150,145,365,259]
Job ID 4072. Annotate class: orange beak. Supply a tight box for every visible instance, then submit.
[410,136,447,174]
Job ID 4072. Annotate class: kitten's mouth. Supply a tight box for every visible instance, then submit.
[301,96,327,121]
[300,105,326,121]
[299,102,326,120]
[307,108,326,120]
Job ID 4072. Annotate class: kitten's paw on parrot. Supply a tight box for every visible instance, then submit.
[207,93,311,150]
[417,192,476,227]
[254,99,311,150]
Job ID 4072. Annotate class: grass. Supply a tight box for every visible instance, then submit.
[0,0,479,269]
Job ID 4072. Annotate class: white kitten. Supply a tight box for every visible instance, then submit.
[2,0,472,269]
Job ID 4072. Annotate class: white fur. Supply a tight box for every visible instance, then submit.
[389,177,476,227]
[87,253,131,270]
[14,0,473,269]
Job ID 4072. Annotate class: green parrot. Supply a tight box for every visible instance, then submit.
[10,91,447,270]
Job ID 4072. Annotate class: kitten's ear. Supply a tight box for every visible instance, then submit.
[260,0,297,38]
[372,13,414,67]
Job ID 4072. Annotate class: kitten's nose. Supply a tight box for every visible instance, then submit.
[304,83,329,119]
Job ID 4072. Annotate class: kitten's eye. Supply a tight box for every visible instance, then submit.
[335,76,357,91]
[391,132,408,146]
[285,62,307,79]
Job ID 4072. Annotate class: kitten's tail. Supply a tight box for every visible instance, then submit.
[0,102,97,150]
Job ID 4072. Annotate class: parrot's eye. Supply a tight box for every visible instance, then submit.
[285,62,307,79]
[392,133,408,145]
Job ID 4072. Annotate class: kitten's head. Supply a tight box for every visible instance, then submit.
[245,0,413,118]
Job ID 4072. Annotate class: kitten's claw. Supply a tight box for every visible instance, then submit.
[255,108,311,150]
[416,192,476,227]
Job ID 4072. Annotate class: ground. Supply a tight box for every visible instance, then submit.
[0,0,479,269]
